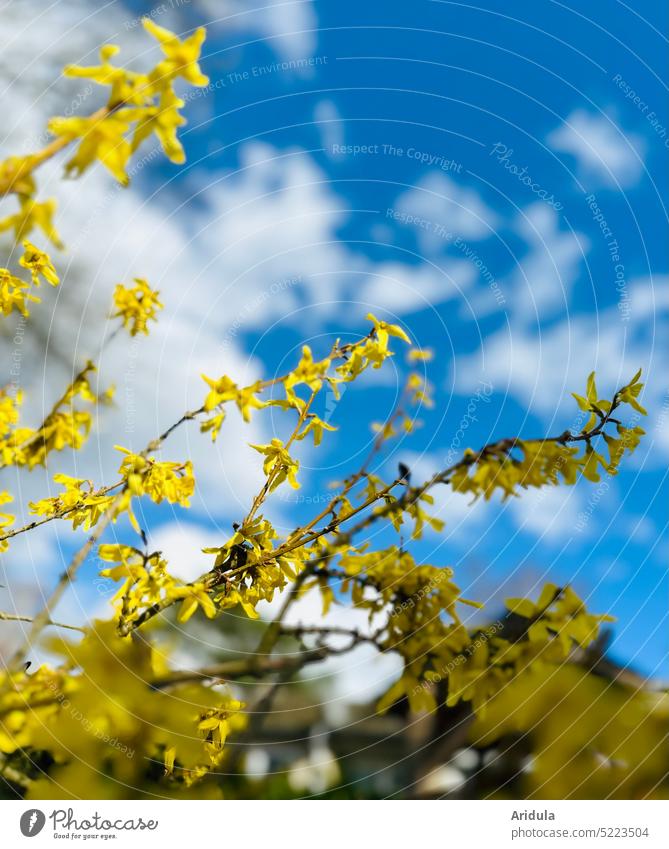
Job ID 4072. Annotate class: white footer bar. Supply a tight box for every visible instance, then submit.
[1,799,668,848]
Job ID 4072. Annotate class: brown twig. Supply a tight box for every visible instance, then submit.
[150,646,330,688]
[0,482,123,544]
[244,390,316,525]
[0,611,86,634]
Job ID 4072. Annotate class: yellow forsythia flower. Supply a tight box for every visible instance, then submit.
[115,446,194,506]
[0,491,14,551]
[0,268,39,317]
[112,278,163,336]
[249,438,300,490]
[19,240,59,286]
[144,20,209,88]
[0,197,63,249]
[0,242,59,319]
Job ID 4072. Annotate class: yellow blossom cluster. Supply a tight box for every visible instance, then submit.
[0,362,111,473]
[0,240,59,318]
[199,313,411,441]
[29,475,118,532]
[345,312,411,374]
[0,20,209,247]
[0,665,72,756]
[0,194,63,248]
[377,582,614,716]
[250,438,301,490]
[112,278,163,336]
[448,371,646,501]
[99,544,212,631]
[470,659,669,799]
[205,515,309,617]
[97,525,295,632]
[311,547,469,649]
[0,624,245,798]
[28,446,194,536]
[50,22,207,184]
[116,446,194,506]
[0,492,13,552]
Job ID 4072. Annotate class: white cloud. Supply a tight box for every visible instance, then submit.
[199,0,318,62]
[547,110,646,188]
[504,202,589,321]
[314,99,344,156]
[453,276,669,461]
[506,484,586,542]
[149,521,225,582]
[461,202,589,322]
[359,259,476,315]
[391,184,587,324]
[395,173,499,250]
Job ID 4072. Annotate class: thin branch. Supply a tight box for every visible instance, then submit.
[0,399,198,550]
[251,565,314,660]
[0,611,86,634]
[279,624,385,648]
[328,402,625,549]
[258,398,621,567]
[7,498,122,667]
[150,646,330,688]
[119,392,626,637]
[0,105,115,197]
[244,390,316,525]
[142,407,204,455]
[0,482,123,544]
[5,397,207,658]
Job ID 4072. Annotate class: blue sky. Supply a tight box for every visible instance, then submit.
[2,0,667,683]
[154,0,668,676]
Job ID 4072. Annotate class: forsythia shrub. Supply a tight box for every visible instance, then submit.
[0,20,664,800]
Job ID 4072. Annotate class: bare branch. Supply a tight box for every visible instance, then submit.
[0,610,86,634]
